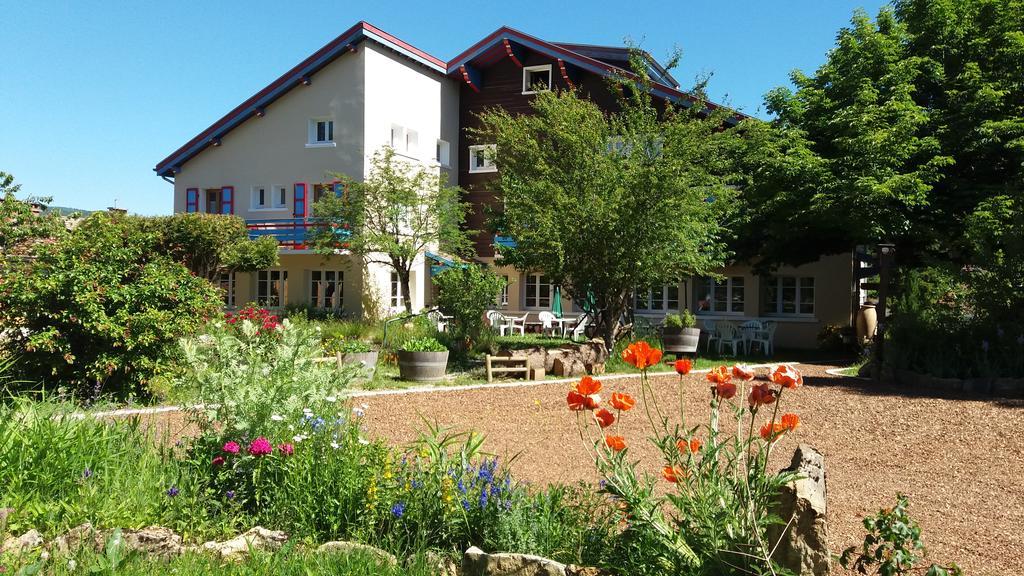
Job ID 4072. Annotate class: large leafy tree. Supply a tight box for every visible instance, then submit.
[0,171,68,267]
[158,213,279,281]
[475,64,739,351]
[312,147,472,314]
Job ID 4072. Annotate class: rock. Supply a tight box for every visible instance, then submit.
[52,523,104,554]
[565,565,613,576]
[461,545,566,576]
[415,550,459,576]
[201,526,287,559]
[769,444,830,576]
[318,540,398,566]
[2,529,43,554]
[121,526,183,557]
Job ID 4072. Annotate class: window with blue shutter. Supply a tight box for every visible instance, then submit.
[186,188,198,213]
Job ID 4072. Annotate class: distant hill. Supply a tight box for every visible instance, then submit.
[42,206,94,217]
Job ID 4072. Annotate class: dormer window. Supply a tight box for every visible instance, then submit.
[522,64,552,94]
[307,117,335,147]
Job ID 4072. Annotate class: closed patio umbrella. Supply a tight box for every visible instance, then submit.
[552,286,563,318]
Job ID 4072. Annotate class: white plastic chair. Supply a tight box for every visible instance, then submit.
[739,320,763,354]
[716,321,744,356]
[537,311,557,337]
[702,320,719,353]
[486,310,511,336]
[427,310,450,333]
[505,313,529,336]
[567,314,590,342]
[748,321,777,357]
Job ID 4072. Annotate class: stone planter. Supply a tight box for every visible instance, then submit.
[336,351,379,379]
[856,303,877,345]
[397,350,449,382]
[661,326,700,355]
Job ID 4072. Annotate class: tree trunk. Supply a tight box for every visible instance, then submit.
[598,292,628,354]
[398,267,413,315]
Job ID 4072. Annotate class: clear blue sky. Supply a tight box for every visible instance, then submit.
[0,0,888,215]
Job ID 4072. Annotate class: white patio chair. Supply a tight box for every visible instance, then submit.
[716,321,744,357]
[739,320,763,354]
[427,309,450,333]
[505,313,529,336]
[486,310,511,336]
[747,320,778,357]
[702,320,719,353]
[567,314,590,342]
[537,311,557,337]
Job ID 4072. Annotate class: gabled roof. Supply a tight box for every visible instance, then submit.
[154,22,445,177]
[552,42,680,89]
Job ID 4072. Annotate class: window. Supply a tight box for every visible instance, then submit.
[257,270,288,308]
[252,186,268,209]
[311,270,343,310]
[634,284,680,312]
[765,276,815,315]
[274,186,287,209]
[469,144,496,173]
[218,272,235,307]
[205,189,220,214]
[524,273,551,309]
[307,118,335,146]
[497,275,509,308]
[390,125,405,149]
[522,64,552,94]
[390,272,403,309]
[436,139,451,167]
[696,276,745,314]
[405,129,418,154]
[389,124,419,156]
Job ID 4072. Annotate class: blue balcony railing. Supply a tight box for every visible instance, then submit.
[247,218,350,249]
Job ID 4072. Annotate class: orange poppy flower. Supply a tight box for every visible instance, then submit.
[706,365,731,384]
[781,413,800,432]
[677,438,701,453]
[759,422,787,441]
[662,464,686,483]
[748,383,778,408]
[575,375,602,396]
[771,364,803,389]
[594,408,615,428]
[610,392,636,411]
[605,435,626,452]
[621,341,663,370]
[674,358,692,375]
[716,381,738,400]
[583,394,601,410]
[731,364,755,381]
[567,390,587,411]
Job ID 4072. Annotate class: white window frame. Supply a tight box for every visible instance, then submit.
[273,185,287,209]
[390,272,403,309]
[469,144,497,174]
[765,276,815,316]
[436,139,451,167]
[257,269,288,308]
[497,275,510,308]
[524,273,552,309]
[218,271,236,308]
[311,270,344,310]
[390,124,405,150]
[251,185,268,210]
[634,284,680,312]
[696,276,745,315]
[306,117,336,148]
[522,64,553,95]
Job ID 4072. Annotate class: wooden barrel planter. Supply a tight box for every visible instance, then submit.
[336,351,379,379]
[661,327,701,356]
[397,350,449,382]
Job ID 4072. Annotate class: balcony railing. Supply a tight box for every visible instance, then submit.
[246,218,350,249]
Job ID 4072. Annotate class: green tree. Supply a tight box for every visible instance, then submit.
[157,212,279,281]
[0,212,222,398]
[433,264,505,348]
[0,171,68,267]
[474,61,738,351]
[312,147,472,314]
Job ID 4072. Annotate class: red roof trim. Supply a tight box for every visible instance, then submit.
[361,22,445,68]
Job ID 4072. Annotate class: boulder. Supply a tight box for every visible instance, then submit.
[565,565,614,576]
[52,523,104,555]
[2,529,43,554]
[318,540,398,566]
[201,526,287,559]
[461,545,566,576]
[416,550,459,576]
[121,526,183,557]
[769,444,830,576]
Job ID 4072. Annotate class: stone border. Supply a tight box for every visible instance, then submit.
[890,368,1024,398]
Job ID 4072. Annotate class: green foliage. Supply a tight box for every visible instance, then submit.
[434,265,505,348]
[312,147,473,313]
[0,172,68,268]
[324,336,374,354]
[399,337,447,353]
[157,213,278,281]
[475,56,738,351]
[0,213,222,399]
[663,310,696,330]
[841,494,963,576]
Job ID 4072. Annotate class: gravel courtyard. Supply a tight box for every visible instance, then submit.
[358,363,1024,576]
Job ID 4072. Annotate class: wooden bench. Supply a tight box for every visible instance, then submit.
[485,355,529,383]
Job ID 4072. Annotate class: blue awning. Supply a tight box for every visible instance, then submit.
[426,251,466,276]
[494,235,517,249]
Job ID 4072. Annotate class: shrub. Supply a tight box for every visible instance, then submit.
[567,343,805,574]
[324,336,373,354]
[399,337,447,353]
[663,310,697,330]
[0,213,222,399]
[433,265,505,349]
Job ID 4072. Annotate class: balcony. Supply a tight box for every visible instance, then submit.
[246,218,350,250]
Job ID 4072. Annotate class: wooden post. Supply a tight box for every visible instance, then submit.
[872,243,895,380]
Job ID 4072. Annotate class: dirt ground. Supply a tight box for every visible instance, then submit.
[355,364,1024,576]
[136,364,1024,574]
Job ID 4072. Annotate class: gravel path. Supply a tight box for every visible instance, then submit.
[357,363,1024,575]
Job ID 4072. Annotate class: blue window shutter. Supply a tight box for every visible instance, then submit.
[221,186,234,214]
[333,182,344,198]
[186,188,198,213]
[293,183,307,217]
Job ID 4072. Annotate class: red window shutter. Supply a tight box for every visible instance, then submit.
[293,183,307,218]
[186,188,198,213]
[221,186,234,214]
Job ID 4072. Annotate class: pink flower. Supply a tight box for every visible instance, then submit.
[222,441,240,454]
[212,456,225,466]
[248,437,273,457]
[277,443,294,456]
